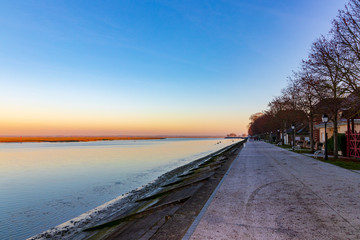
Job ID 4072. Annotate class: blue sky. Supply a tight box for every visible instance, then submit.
[0,0,349,136]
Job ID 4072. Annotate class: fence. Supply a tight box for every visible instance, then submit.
[347,131,360,158]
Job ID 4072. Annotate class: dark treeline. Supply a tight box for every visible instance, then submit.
[248,0,360,158]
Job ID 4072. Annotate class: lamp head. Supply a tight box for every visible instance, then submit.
[322,114,329,123]
[291,124,295,130]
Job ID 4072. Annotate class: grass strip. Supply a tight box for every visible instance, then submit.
[316,157,360,170]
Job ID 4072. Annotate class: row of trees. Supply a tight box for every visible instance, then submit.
[248,0,360,159]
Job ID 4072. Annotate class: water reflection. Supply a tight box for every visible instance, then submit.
[0,138,240,239]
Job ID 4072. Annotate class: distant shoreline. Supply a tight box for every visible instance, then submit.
[0,135,228,143]
[0,136,166,143]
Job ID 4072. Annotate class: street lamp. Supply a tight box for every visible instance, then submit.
[291,124,295,147]
[322,114,329,160]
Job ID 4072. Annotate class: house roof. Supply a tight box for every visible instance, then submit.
[340,93,360,119]
[314,119,360,129]
[296,125,309,135]
[284,124,308,135]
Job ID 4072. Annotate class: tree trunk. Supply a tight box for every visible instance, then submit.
[333,113,338,159]
[282,122,285,145]
[309,112,314,153]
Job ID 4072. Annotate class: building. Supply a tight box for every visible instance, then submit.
[315,119,360,143]
[282,124,310,147]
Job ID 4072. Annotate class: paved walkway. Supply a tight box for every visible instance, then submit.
[187,141,360,239]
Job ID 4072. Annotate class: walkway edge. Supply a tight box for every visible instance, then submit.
[181,150,241,240]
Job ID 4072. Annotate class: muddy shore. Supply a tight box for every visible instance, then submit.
[29,140,244,240]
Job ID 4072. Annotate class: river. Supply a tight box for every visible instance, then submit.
[0,138,241,239]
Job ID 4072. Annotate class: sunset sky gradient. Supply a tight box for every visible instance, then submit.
[0,0,348,136]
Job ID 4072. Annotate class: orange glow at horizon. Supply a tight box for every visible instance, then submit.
[0,114,248,136]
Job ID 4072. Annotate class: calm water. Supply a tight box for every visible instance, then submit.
[0,138,240,239]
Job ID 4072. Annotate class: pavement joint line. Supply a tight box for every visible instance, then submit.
[181,149,243,240]
[350,170,360,174]
[181,141,360,239]
[262,143,360,231]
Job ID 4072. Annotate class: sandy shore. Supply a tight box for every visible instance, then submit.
[28,142,242,240]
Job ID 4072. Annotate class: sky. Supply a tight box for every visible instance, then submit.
[0,0,349,136]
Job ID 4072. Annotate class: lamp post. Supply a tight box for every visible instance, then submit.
[322,114,329,160]
[291,124,295,147]
[277,129,280,143]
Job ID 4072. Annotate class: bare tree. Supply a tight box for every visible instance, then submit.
[289,65,322,152]
[332,0,360,96]
[248,0,360,156]
[268,96,289,144]
[248,111,275,137]
[267,90,307,145]
[307,36,348,158]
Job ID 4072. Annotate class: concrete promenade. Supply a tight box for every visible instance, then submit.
[187,141,360,239]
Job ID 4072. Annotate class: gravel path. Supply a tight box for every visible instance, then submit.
[188,141,360,239]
